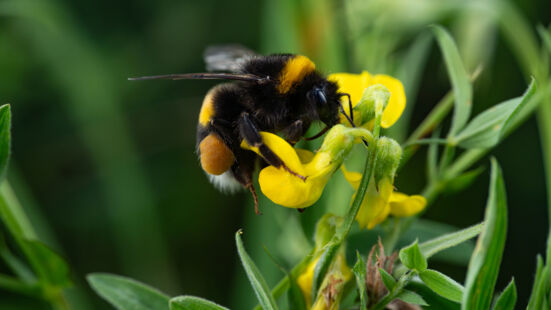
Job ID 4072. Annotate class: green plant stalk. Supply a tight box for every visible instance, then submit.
[400,69,481,169]
[370,271,415,310]
[401,92,454,167]
[0,181,69,309]
[0,274,40,296]
[537,91,551,263]
[311,99,384,298]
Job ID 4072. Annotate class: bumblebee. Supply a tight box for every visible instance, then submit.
[131,45,353,214]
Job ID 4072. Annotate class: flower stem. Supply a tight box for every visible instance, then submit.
[311,95,386,298]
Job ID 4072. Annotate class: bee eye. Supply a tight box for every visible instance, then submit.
[308,88,327,106]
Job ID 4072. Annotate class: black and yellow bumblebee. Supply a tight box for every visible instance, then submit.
[131,45,353,214]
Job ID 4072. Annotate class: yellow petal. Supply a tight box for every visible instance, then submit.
[341,165,362,190]
[240,131,305,174]
[328,72,372,106]
[258,166,329,208]
[354,177,393,229]
[296,149,315,164]
[370,74,406,128]
[297,256,320,307]
[329,72,372,125]
[389,193,427,217]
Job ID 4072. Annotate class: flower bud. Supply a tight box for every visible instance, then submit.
[314,214,343,249]
[353,84,391,126]
[374,137,402,185]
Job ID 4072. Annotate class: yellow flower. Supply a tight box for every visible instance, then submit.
[297,254,351,310]
[342,166,426,229]
[241,125,372,208]
[328,71,406,128]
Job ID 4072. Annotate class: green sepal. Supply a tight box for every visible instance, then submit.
[399,240,427,272]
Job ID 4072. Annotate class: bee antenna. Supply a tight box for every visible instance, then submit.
[339,93,355,127]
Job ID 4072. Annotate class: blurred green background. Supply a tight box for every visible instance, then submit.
[0,0,550,309]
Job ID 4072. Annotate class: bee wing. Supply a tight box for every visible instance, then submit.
[128,72,270,84]
[203,44,258,72]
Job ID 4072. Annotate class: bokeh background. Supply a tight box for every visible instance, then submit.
[0,0,550,309]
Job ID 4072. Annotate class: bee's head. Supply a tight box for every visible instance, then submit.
[307,80,341,126]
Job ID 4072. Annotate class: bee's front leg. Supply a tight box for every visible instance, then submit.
[239,112,306,181]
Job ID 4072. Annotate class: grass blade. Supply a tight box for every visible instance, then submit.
[0,104,11,182]
[431,25,473,136]
[493,279,517,310]
[461,158,508,310]
[235,230,278,310]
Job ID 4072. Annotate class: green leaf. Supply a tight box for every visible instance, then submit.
[493,279,517,310]
[442,167,484,195]
[527,261,551,310]
[462,158,508,310]
[235,230,278,310]
[419,222,483,260]
[378,268,396,291]
[406,281,460,310]
[396,289,429,306]
[537,24,551,54]
[455,79,537,148]
[399,241,427,272]
[312,243,338,301]
[352,252,368,310]
[87,273,169,310]
[170,296,229,310]
[419,269,463,303]
[527,255,545,310]
[0,104,11,182]
[431,25,472,136]
[22,240,71,287]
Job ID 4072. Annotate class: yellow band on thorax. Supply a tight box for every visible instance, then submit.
[277,55,315,94]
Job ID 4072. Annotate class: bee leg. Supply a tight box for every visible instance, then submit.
[246,183,260,215]
[239,112,307,181]
[231,150,261,215]
[282,120,309,145]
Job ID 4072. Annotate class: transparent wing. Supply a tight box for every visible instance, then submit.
[203,44,258,72]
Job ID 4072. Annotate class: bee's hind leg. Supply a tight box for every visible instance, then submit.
[239,112,306,181]
[231,151,261,215]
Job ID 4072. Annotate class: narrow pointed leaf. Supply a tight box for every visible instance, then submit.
[235,230,278,310]
[0,104,11,182]
[399,241,427,272]
[527,255,545,310]
[378,268,396,291]
[456,79,536,148]
[23,240,71,287]
[419,269,463,303]
[87,273,169,310]
[462,158,508,310]
[537,25,551,53]
[352,252,368,310]
[170,296,229,310]
[419,223,483,259]
[396,289,429,306]
[432,26,472,136]
[493,279,517,310]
